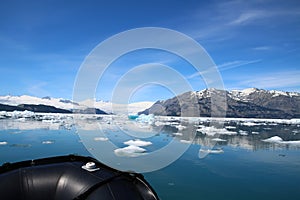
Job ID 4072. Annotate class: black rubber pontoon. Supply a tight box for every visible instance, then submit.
[0,155,159,200]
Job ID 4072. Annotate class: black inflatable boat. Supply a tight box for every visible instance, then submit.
[0,155,159,200]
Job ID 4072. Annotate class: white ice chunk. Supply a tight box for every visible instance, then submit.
[42,140,55,144]
[225,126,236,129]
[262,136,300,145]
[197,126,237,136]
[0,141,8,145]
[173,132,183,136]
[281,140,300,145]
[242,122,259,126]
[180,139,192,144]
[239,130,248,136]
[199,148,224,154]
[136,114,155,124]
[175,125,186,131]
[94,137,109,141]
[211,138,227,142]
[124,139,152,147]
[262,136,283,143]
[154,121,166,126]
[114,145,147,157]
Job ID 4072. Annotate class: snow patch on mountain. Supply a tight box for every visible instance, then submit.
[0,95,85,110]
[0,95,154,114]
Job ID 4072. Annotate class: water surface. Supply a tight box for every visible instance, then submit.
[0,113,299,200]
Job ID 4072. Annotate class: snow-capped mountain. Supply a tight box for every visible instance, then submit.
[0,95,83,110]
[0,95,153,114]
[139,88,300,119]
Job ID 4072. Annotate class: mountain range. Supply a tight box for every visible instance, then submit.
[138,88,300,119]
[1,88,299,118]
[0,95,153,115]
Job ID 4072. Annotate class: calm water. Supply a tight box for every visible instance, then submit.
[0,113,300,200]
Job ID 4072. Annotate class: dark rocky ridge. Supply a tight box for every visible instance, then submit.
[139,88,300,119]
[0,103,107,115]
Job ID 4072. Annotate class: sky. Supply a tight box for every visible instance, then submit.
[0,0,299,102]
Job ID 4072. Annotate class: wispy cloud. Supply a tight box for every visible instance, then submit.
[185,0,300,42]
[228,10,268,25]
[252,46,271,51]
[188,59,261,79]
[27,81,50,97]
[217,59,262,71]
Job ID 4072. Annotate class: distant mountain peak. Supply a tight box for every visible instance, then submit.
[0,94,153,115]
[139,88,300,119]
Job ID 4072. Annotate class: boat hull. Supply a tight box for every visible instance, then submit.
[0,155,159,200]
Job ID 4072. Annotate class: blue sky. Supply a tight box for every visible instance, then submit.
[0,0,299,102]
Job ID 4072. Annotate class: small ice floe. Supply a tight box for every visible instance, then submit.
[242,122,259,126]
[0,141,8,145]
[175,125,186,131]
[180,139,192,144]
[197,126,237,136]
[252,131,259,135]
[136,114,155,124]
[225,126,236,129]
[114,145,147,157]
[42,140,55,144]
[262,136,300,145]
[94,137,109,142]
[290,119,300,124]
[154,121,166,126]
[211,138,227,142]
[281,140,300,145]
[199,148,224,154]
[262,136,283,143]
[124,139,152,147]
[268,123,278,126]
[173,132,183,136]
[239,130,248,136]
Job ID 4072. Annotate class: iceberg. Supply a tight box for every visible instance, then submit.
[199,148,224,154]
[0,141,8,145]
[94,137,109,141]
[128,114,139,120]
[135,114,155,126]
[281,140,300,145]
[175,125,186,131]
[239,130,248,136]
[262,136,300,145]
[42,140,55,144]
[180,139,192,144]
[262,136,283,143]
[211,138,227,142]
[114,145,147,157]
[123,139,152,147]
[225,126,236,129]
[197,126,237,136]
[242,122,259,126]
[173,132,183,136]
